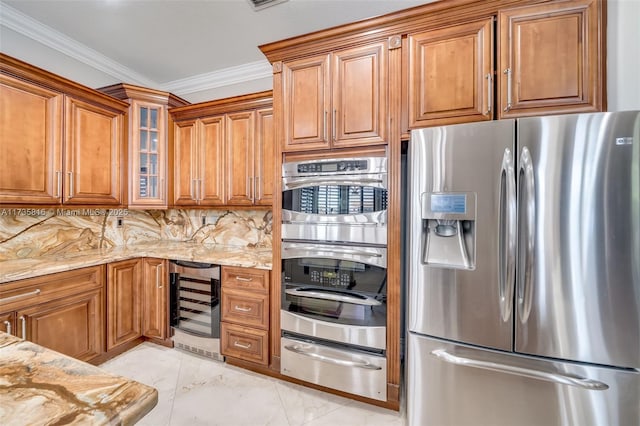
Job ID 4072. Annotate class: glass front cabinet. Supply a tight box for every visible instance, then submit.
[99,84,189,208]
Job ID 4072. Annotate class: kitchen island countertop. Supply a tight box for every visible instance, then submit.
[0,241,273,284]
[0,331,157,425]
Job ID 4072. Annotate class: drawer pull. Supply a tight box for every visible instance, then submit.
[0,289,41,304]
[233,341,252,349]
[20,316,26,339]
[234,305,252,312]
[2,320,11,335]
[235,276,253,282]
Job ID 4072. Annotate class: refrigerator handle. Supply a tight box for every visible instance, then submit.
[517,147,536,324]
[499,148,517,322]
[431,349,609,391]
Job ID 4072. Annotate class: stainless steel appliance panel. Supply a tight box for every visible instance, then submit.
[281,311,386,350]
[281,336,387,401]
[407,120,515,351]
[515,111,640,369]
[281,210,387,244]
[408,333,640,426]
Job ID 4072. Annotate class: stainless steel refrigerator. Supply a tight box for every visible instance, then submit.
[406,111,640,426]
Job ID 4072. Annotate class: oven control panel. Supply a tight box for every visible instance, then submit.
[297,160,368,174]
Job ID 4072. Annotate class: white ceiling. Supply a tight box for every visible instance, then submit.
[0,0,429,97]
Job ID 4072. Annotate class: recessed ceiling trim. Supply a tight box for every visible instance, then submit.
[160,60,273,95]
[0,2,156,87]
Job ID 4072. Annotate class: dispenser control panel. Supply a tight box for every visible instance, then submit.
[430,194,467,214]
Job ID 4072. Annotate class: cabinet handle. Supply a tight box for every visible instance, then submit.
[198,179,203,201]
[332,109,337,142]
[247,176,252,201]
[234,305,252,312]
[235,276,253,282]
[2,321,11,335]
[324,111,328,142]
[503,68,512,112]
[233,340,252,349]
[486,73,493,115]
[20,316,26,339]
[156,265,163,289]
[254,176,259,203]
[55,171,62,198]
[0,289,41,304]
[68,171,74,197]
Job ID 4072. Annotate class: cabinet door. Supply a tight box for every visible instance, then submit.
[255,108,274,206]
[498,0,603,117]
[107,259,142,350]
[142,258,168,340]
[64,97,123,204]
[0,75,63,204]
[18,289,104,362]
[226,111,255,205]
[332,41,388,148]
[129,100,167,208]
[173,120,198,206]
[199,116,225,205]
[282,54,331,151]
[408,19,494,127]
[0,311,16,336]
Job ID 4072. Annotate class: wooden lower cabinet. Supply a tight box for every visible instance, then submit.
[0,265,105,362]
[142,258,169,341]
[18,289,104,362]
[220,266,270,366]
[107,259,142,350]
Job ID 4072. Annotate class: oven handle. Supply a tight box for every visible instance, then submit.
[283,176,386,190]
[285,287,382,306]
[282,246,382,258]
[284,344,382,370]
[282,220,383,226]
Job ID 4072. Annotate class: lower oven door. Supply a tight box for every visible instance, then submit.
[281,335,387,401]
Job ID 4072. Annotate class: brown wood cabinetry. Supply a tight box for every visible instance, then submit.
[0,54,128,206]
[142,258,169,342]
[107,259,142,351]
[0,266,105,362]
[407,18,494,128]
[170,91,273,207]
[220,266,270,365]
[99,84,189,209]
[280,40,388,151]
[498,0,604,117]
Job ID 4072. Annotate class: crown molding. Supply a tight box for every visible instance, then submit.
[0,1,272,96]
[0,2,156,87]
[160,60,273,95]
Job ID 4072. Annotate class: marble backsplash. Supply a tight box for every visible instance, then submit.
[0,209,272,261]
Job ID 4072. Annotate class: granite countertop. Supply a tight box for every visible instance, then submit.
[0,241,273,284]
[0,331,157,425]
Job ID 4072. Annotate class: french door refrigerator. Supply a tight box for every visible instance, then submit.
[406,111,640,426]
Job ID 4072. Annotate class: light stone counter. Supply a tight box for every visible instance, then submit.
[0,331,157,425]
[0,241,272,284]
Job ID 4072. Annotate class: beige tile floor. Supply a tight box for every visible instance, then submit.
[100,342,406,426]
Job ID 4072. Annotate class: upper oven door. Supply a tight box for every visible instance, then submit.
[282,157,388,245]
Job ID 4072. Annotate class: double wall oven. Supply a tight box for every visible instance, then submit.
[280,156,388,401]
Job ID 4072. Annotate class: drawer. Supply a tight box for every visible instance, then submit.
[221,266,269,293]
[221,288,268,329]
[221,322,269,365]
[0,266,104,312]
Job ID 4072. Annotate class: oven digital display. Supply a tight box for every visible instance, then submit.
[322,163,338,172]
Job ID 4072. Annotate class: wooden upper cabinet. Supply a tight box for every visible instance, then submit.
[173,120,198,206]
[199,115,226,206]
[332,42,388,148]
[255,108,274,206]
[64,97,123,205]
[0,75,63,204]
[226,111,255,205]
[281,55,331,151]
[281,40,388,152]
[498,0,604,118]
[408,18,494,128]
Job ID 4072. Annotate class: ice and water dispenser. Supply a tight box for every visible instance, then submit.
[421,192,476,270]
